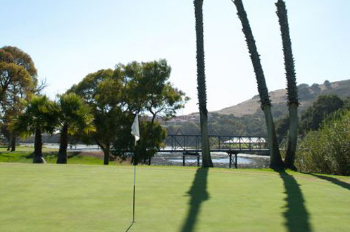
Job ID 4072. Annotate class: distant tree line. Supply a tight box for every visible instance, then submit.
[276,94,350,140]
[166,113,266,137]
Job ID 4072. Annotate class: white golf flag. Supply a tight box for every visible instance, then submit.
[131,113,140,143]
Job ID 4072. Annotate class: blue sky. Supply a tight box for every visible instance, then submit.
[1,0,349,114]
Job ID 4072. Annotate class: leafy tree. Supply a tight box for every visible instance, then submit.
[13,95,59,163]
[276,0,299,170]
[121,60,188,123]
[0,46,38,151]
[298,84,313,100]
[135,121,167,164]
[324,80,332,89]
[193,0,213,167]
[71,69,124,165]
[343,97,350,110]
[113,120,167,164]
[233,0,284,169]
[72,60,187,165]
[0,121,11,149]
[300,95,344,134]
[0,47,37,100]
[310,83,321,94]
[113,60,188,163]
[298,83,309,89]
[56,93,95,164]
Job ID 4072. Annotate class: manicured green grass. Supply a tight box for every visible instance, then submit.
[0,163,349,232]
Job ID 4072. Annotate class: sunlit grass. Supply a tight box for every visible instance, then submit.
[0,146,104,165]
[0,164,349,232]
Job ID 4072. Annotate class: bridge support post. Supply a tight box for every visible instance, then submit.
[234,153,238,168]
[229,154,232,168]
[228,152,238,169]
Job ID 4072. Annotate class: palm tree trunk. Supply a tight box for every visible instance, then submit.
[263,106,284,168]
[233,0,284,169]
[33,127,43,163]
[194,0,213,167]
[276,0,299,170]
[285,103,298,170]
[57,123,68,164]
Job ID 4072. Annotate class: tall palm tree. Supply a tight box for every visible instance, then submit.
[56,93,95,164]
[276,0,299,170]
[194,0,213,167]
[14,95,58,163]
[232,0,284,169]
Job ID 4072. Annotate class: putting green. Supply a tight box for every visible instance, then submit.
[0,163,349,232]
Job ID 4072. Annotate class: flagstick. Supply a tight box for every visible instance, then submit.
[125,154,137,232]
[132,161,136,222]
[130,113,139,226]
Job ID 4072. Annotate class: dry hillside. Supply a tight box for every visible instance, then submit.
[214,79,350,118]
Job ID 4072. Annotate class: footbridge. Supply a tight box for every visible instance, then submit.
[157,134,270,168]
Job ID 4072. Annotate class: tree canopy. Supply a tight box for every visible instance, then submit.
[0,46,37,105]
[56,93,95,164]
[13,95,59,163]
[72,59,187,164]
[0,46,40,151]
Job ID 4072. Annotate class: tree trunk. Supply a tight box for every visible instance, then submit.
[57,123,68,164]
[285,103,298,170]
[233,0,284,169]
[194,0,213,167]
[263,106,284,169]
[7,139,10,151]
[8,132,16,151]
[103,141,110,165]
[10,133,16,152]
[276,0,299,170]
[33,127,43,163]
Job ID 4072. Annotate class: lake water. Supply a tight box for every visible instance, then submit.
[20,143,269,168]
[168,157,252,164]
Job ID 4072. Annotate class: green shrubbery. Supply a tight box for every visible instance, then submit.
[296,110,350,175]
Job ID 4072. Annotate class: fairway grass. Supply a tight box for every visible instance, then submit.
[0,163,349,232]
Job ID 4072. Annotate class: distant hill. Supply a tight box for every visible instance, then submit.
[214,79,350,119]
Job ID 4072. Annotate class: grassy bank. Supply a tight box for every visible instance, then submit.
[0,163,349,232]
[0,146,105,165]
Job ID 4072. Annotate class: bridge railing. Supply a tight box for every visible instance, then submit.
[209,136,268,150]
[162,135,268,151]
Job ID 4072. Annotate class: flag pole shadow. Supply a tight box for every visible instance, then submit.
[125,221,134,232]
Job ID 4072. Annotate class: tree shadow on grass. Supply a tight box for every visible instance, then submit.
[181,168,209,232]
[309,173,350,191]
[277,170,312,232]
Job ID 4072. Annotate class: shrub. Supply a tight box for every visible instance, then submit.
[296,110,350,175]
